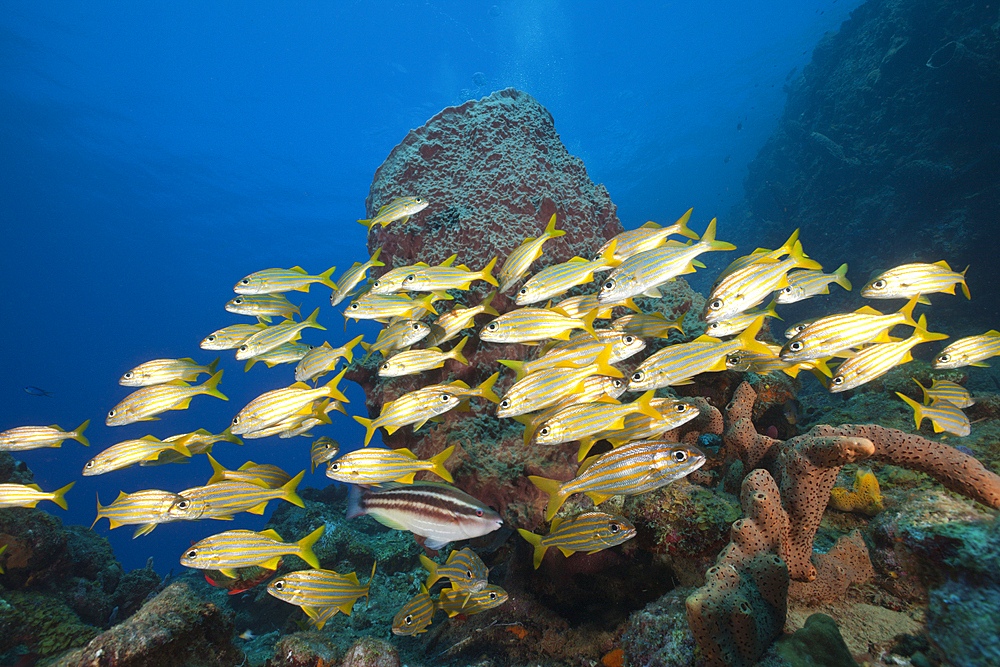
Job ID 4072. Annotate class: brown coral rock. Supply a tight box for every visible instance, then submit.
[788,529,875,604]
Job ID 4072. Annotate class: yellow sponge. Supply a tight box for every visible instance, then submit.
[829,468,884,516]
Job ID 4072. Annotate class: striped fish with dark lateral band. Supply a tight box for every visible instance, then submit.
[84,436,192,476]
[913,378,974,408]
[595,208,698,263]
[517,510,636,568]
[534,390,661,461]
[362,320,431,359]
[207,455,292,488]
[862,260,970,302]
[419,547,489,591]
[378,337,469,377]
[346,482,503,550]
[180,526,324,577]
[514,245,615,306]
[780,297,919,363]
[775,263,851,304]
[331,248,384,306]
[496,346,622,418]
[895,392,971,437]
[235,308,325,360]
[528,440,706,520]
[0,482,74,510]
[326,445,455,485]
[480,307,598,344]
[230,371,347,435]
[168,472,305,520]
[200,322,267,350]
[611,312,685,339]
[120,357,219,386]
[401,257,499,292]
[437,584,507,617]
[358,195,429,228]
[268,563,377,626]
[498,214,565,293]
[393,585,437,635]
[234,266,337,295]
[107,370,228,426]
[294,335,364,381]
[0,419,90,451]
[311,437,340,473]
[933,330,1000,369]
[225,293,300,322]
[243,342,314,371]
[92,489,182,537]
[828,317,947,392]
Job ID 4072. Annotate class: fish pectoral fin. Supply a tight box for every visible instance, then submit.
[132,523,156,538]
[369,513,408,531]
[423,537,450,551]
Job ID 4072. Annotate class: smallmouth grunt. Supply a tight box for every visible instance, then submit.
[828,316,947,392]
[346,482,503,550]
[141,428,242,466]
[533,390,661,461]
[268,563,377,626]
[0,419,90,451]
[861,260,970,302]
[0,482,74,510]
[119,357,219,386]
[106,370,228,426]
[496,346,622,418]
[200,322,267,350]
[168,472,305,520]
[528,440,706,520]
[479,306,598,344]
[225,293,300,322]
[234,266,337,295]
[425,291,500,347]
[704,300,780,338]
[602,399,701,447]
[378,337,469,377]
[243,342,314,371]
[775,263,851,304]
[393,585,437,635]
[344,292,440,323]
[238,398,338,439]
[514,245,616,306]
[498,213,566,293]
[913,378,974,408]
[401,257,499,292]
[369,259,440,295]
[181,526,324,577]
[500,332,643,380]
[358,195,429,229]
[294,335,364,382]
[552,293,635,320]
[310,436,340,473]
[330,248,385,306]
[230,371,348,435]
[611,311,685,339]
[84,435,192,476]
[235,308,326,360]
[207,455,292,488]
[362,320,431,359]
[895,392,971,437]
[437,584,507,617]
[932,330,1000,369]
[595,208,698,263]
[517,510,636,569]
[419,547,489,591]
[325,445,455,485]
[92,489,181,537]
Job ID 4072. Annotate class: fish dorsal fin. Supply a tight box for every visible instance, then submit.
[641,221,661,229]
[854,305,884,316]
[259,529,283,541]
[238,461,259,470]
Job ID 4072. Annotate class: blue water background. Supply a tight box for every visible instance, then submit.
[1,1,861,573]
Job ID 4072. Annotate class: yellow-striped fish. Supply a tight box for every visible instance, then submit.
[775,263,851,304]
[362,320,431,359]
[378,337,469,377]
[552,294,622,320]
[225,293,301,322]
[168,471,305,520]
[243,342,315,372]
[0,482,74,510]
[602,399,701,447]
[425,291,500,347]
[207,455,292,488]
[780,297,919,363]
[345,292,439,323]
[896,392,970,437]
[235,308,325,360]
[713,229,800,286]
[119,357,219,386]
[84,435,192,476]
[704,300,780,338]
[181,526,324,577]
[140,429,241,466]
[239,399,336,439]
[401,257,499,292]
[230,372,347,435]
[501,333,643,380]
[330,248,384,306]
[534,390,660,460]
[294,335,364,382]
[419,547,489,591]
[610,311,685,339]
[496,346,622,418]
[480,307,598,344]
[517,510,636,568]
[0,419,90,451]
[353,383,466,446]
[358,195,429,228]
[268,563,377,626]
[862,260,970,302]
[828,317,947,392]
[392,585,437,636]
[933,330,1000,369]
[107,370,228,426]
[92,489,183,537]
[725,344,832,380]
[705,240,821,322]
[595,208,698,263]
[913,378,974,408]
[529,440,706,520]
[437,584,507,617]
[519,377,628,447]
[310,437,340,473]
[498,214,566,293]
[200,322,267,350]
[514,246,616,306]
[369,260,438,295]
[234,266,337,295]
[325,445,454,485]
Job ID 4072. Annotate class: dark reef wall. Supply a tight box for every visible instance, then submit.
[732,0,1000,324]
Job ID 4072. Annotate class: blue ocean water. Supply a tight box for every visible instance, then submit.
[1,1,861,574]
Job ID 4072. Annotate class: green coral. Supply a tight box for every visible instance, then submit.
[0,590,98,657]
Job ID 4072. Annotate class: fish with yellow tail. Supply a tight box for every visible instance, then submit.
[437,584,507,617]
[828,315,947,392]
[419,547,489,592]
[861,260,970,302]
[532,390,661,461]
[480,306,599,344]
[267,562,377,627]
[325,445,455,485]
[344,292,441,323]
[0,419,90,451]
[84,435,193,475]
[346,482,502,551]
[0,481,74,510]
[498,213,566,293]
[234,266,337,295]
[243,342,314,371]
[610,311,685,339]
[224,293,300,322]
[354,382,465,447]
[426,291,500,346]
[369,257,451,295]
[401,257,499,292]
[393,585,437,635]
[501,331,643,380]
[330,248,384,306]
[92,489,182,537]
[294,335,364,382]
[119,357,219,386]
[106,370,228,426]
[714,228,801,286]
[168,472,306,520]
[362,320,431,361]
[180,526,324,578]
[513,243,617,306]
[895,392,971,437]
[206,455,292,488]
[235,308,326,360]
[496,345,622,418]
[310,437,340,473]
[913,378,974,408]
[704,299,781,338]
[230,371,348,435]
[776,263,851,304]
[200,322,267,350]
[596,208,699,263]
[358,195,429,229]
[933,330,1000,369]
[529,440,705,521]
[377,337,469,377]
[517,510,636,569]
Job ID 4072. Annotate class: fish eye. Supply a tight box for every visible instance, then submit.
[329,463,340,471]
[476,509,484,517]
[405,274,416,281]
[709,298,724,311]
[186,549,197,559]
[350,303,359,309]
[539,427,550,436]
[239,345,248,352]
[708,322,719,330]
[84,461,94,468]
[831,376,844,386]
[872,279,886,289]
[241,278,250,285]
[380,363,390,370]
[404,615,413,625]
[781,286,792,294]
[609,522,621,534]
[612,380,623,388]
[232,416,240,424]
[624,335,635,344]
[500,399,510,409]
[488,591,498,600]
[631,372,643,382]
[675,403,687,412]
[206,335,216,341]
[603,280,615,291]
[123,372,133,378]
[234,297,243,304]
[487,322,498,331]
[176,500,190,510]
[411,323,421,330]
[518,287,528,295]
[789,341,803,352]
[671,449,688,462]
[440,393,453,402]
[466,569,473,578]
[938,354,950,362]
[273,581,284,591]
[107,410,116,417]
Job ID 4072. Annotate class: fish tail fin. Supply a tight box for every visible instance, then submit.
[479,290,500,316]
[912,315,949,344]
[912,378,932,405]
[895,392,925,429]
[358,218,375,229]
[353,416,376,447]
[51,482,75,510]
[763,299,782,321]
[280,471,306,508]
[91,493,104,528]
[369,247,383,266]
[73,419,91,447]
[544,213,565,238]
[478,257,499,286]
[700,218,737,251]
[735,315,772,357]
[898,296,920,328]
[305,307,326,331]
[341,334,364,365]
[133,523,157,538]
[528,475,567,521]
[498,359,527,381]
[427,445,455,483]
[961,266,971,299]
[635,389,660,420]
[593,344,624,378]
[580,309,600,341]
[674,208,698,240]
[776,228,800,256]
[201,370,228,401]
[319,266,338,291]
[297,525,325,568]
[789,240,822,271]
[345,484,367,520]
[475,372,501,404]
[834,263,852,291]
[206,453,228,484]
[516,529,548,569]
[449,337,470,365]
[322,369,349,402]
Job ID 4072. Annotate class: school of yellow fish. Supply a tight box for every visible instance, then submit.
[2,196,995,636]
